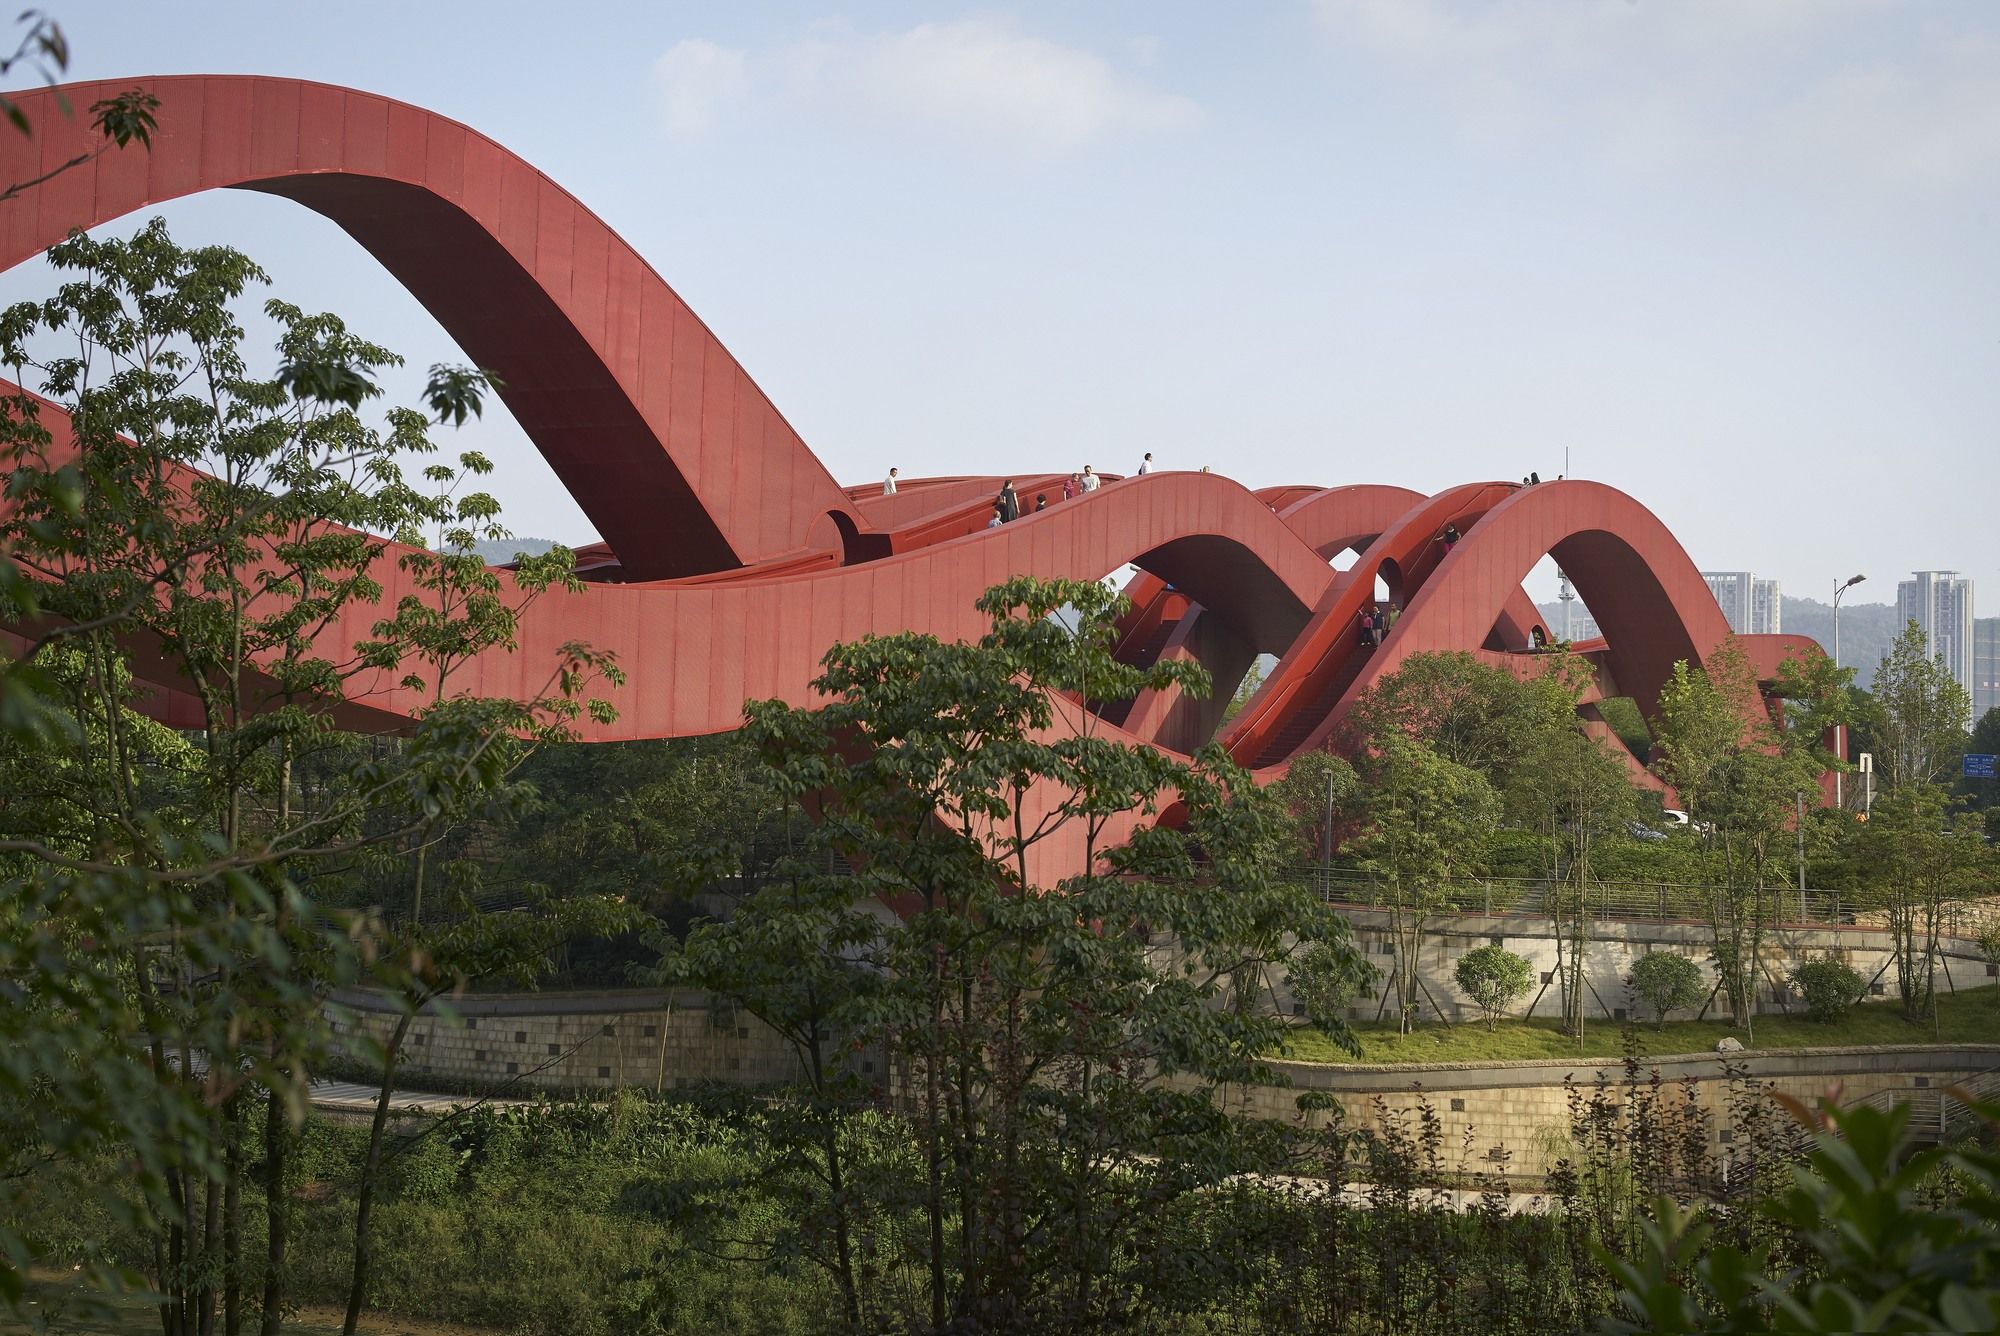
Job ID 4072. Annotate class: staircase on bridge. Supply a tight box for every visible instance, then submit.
[1252,632,1373,766]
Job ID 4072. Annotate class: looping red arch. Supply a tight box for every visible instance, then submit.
[1,76,1821,839]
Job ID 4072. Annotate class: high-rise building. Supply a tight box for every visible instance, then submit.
[1975,618,2000,725]
[1895,572,1976,727]
[1702,571,1782,635]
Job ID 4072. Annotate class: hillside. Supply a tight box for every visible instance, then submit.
[468,536,561,565]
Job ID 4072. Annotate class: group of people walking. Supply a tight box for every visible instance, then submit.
[987,479,1047,527]
[881,455,1177,530]
[1357,602,1401,648]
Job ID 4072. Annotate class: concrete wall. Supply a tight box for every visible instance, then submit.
[1269,912,1993,1026]
[1218,1044,2000,1178]
[325,987,849,1092]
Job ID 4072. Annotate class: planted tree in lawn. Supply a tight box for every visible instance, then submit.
[1846,625,1982,1022]
[1630,951,1706,1029]
[1503,650,1639,1041]
[1347,733,1499,1033]
[1650,645,1820,1034]
[1453,943,1532,1029]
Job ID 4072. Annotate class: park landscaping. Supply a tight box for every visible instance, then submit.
[1279,984,2000,1064]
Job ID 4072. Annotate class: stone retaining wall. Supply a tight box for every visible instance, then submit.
[1284,913,1992,1025]
[1221,1044,2000,1177]
[326,987,844,1091]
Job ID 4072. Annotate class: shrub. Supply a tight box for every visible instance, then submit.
[1287,940,1382,1032]
[1791,956,1866,1023]
[1630,951,1706,1028]
[1453,944,1533,1029]
[389,1130,463,1204]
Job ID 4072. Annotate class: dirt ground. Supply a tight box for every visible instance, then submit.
[7,1274,502,1336]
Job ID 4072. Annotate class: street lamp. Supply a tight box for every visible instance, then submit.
[1832,574,1865,670]
[1833,574,1864,809]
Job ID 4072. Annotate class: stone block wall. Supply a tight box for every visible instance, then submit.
[325,987,849,1092]
[1212,1044,2000,1177]
[1261,914,1994,1026]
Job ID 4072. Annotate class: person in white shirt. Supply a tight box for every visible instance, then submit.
[1136,452,1153,476]
[883,467,898,496]
[1080,466,1100,492]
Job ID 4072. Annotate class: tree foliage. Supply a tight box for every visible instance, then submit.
[1349,733,1499,1032]
[1872,620,1970,791]
[1630,951,1706,1029]
[1452,943,1533,1029]
[1788,957,1865,1025]
[658,575,1368,1331]
[1651,644,1822,1031]
[0,221,615,1332]
[1604,1097,2000,1333]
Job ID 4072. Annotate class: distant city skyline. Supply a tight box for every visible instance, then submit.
[1701,571,1782,636]
[2,2,1993,610]
[1898,572,1977,726]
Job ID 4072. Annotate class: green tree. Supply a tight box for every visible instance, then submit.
[1873,620,1970,791]
[1349,733,1499,1032]
[1453,943,1532,1029]
[1651,644,1820,1032]
[1267,745,1360,873]
[1789,956,1865,1024]
[1630,950,1705,1029]
[1286,938,1382,1033]
[663,575,1368,1331]
[1853,787,1988,1022]
[1345,649,1572,790]
[0,221,611,1333]
[1505,651,1639,1041]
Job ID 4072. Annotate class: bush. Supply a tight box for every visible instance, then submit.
[1791,956,1866,1023]
[1630,951,1706,1028]
[388,1129,463,1204]
[1453,944,1533,1029]
[1287,940,1382,1032]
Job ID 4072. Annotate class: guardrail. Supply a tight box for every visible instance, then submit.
[1842,1067,2000,1144]
[1281,867,1863,927]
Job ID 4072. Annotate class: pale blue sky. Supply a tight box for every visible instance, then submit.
[10,1,1998,611]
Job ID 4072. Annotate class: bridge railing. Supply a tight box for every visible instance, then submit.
[1279,867,1860,927]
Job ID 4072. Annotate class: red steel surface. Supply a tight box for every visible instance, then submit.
[0,76,1820,859]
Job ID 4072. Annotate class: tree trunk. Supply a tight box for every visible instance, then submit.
[223,1092,243,1336]
[198,1148,220,1336]
[343,1009,417,1336]
[259,1083,289,1336]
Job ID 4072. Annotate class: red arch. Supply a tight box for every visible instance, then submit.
[0,77,1818,831]
[1295,479,1819,759]
[0,76,860,580]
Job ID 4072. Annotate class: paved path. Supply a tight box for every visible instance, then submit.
[308,1078,528,1115]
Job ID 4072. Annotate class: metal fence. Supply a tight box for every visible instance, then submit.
[1282,867,1864,927]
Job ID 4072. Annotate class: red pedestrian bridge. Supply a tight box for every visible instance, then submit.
[0,77,1821,879]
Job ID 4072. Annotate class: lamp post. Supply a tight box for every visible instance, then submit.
[1832,573,1865,670]
[1833,574,1864,808]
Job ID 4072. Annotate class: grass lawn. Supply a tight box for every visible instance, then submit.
[6,1273,501,1336]
[1278,982,2000,1065]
